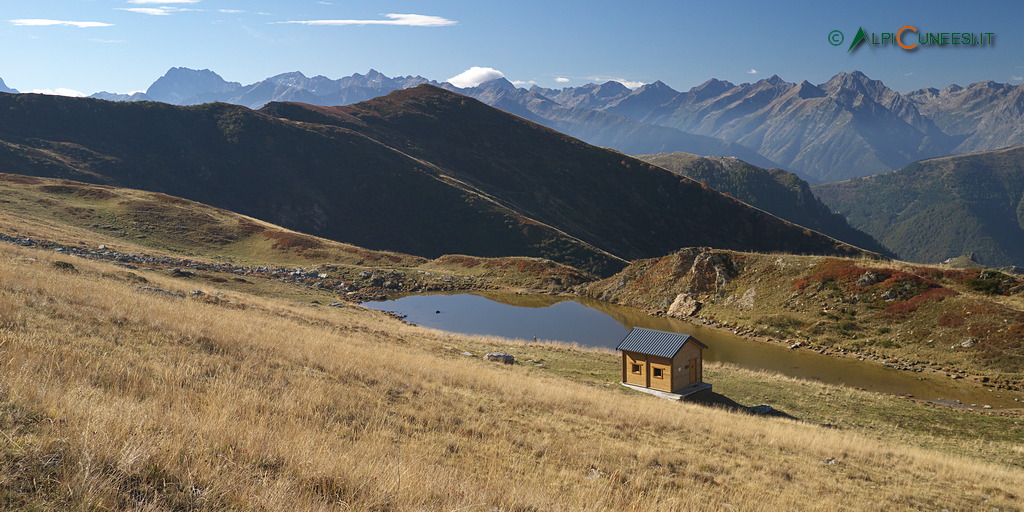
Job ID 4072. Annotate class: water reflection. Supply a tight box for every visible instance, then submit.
[363,293,1024,409]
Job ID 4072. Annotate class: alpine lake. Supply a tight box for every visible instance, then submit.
[364,292,1024,410]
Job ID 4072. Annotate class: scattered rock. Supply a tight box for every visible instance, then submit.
[748,405,775,416]
[667,293,701,318]
[484,352,515,364]
[189,290,204,296]
[736,287,756,310]
[855,271,880,287]
[52,260,77,272]
[327,302,345,308]
[136,286,186,299]
[171,268,194,278]
[952,338,979,349]
[461,351,475,357]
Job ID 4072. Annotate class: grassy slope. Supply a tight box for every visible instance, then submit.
[636,151,892,257]
[0,93,623,276]
[263,86,874,262]
[0,173,594,296]
[813,146,1024,267]
[583,248,1024,385]
[2,241,1023,510]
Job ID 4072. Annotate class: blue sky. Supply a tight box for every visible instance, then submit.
[3,0,1023,96]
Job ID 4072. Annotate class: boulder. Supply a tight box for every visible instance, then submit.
[667,293,701,318]
[856,271,880,287]
[484,352,515,364]
[952,338,979,349]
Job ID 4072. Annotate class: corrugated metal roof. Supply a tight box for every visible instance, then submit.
[615,327,706,358]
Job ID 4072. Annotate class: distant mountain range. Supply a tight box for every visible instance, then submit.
[0,78,16,94]
[814,146,1024,267]
[10,67,1015,183]
[0,85,872,276]
[87,68,778,170]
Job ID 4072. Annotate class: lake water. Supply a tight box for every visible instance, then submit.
[363,292,1024,409]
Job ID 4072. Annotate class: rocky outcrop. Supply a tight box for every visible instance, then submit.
[582,247,741,314]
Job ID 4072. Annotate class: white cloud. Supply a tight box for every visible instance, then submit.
[447,67,505,88]
[617,80,645,89]
[219,9,244,14]
[318,1,334,4]
[1012,75,1024,82]
[746,68,758,74]
[117,6,200,15]
[9,19,112,28]
[29,88,86,97]
[276,13,456,27]
[118,7,170,15]
[127,0,199,3]
[588,76,644,89]
[554,77,570,83]
[511,80,536,86]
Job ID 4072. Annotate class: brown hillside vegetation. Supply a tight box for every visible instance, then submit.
[584,248,1024,385]
[2,244,1023,510]
[0,173,593,295]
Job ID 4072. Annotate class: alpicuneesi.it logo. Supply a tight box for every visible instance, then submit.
[828,27,995,51]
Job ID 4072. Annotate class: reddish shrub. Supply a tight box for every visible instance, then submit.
[792,259,872,291]
[884,287,957,317]
[937,311,967,328]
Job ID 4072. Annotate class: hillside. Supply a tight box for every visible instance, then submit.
[813,146,1024,268]
[0,89,877,276]
[265,87,880,262]
[1,217,1023,509]
[636,152,891,256]
[0,91,624,275]
[0,173,594,296]
[582,248,1024,385]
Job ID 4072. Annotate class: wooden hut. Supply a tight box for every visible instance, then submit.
[615,327,707,394]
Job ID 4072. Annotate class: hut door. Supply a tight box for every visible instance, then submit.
[689,358,698,384]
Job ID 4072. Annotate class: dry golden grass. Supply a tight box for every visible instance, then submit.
[1,245,1023,511]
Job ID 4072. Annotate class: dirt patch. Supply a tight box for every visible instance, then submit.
[0,174,42,184]
[262,231,324,251]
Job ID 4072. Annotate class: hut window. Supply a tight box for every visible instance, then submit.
[653,368,664,379]
[631,363,642,374]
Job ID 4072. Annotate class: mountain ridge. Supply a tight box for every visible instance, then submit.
[0,85,874,277]
[60,66,1024,182]
[635,152,892,256]
[813,145,1024,267]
